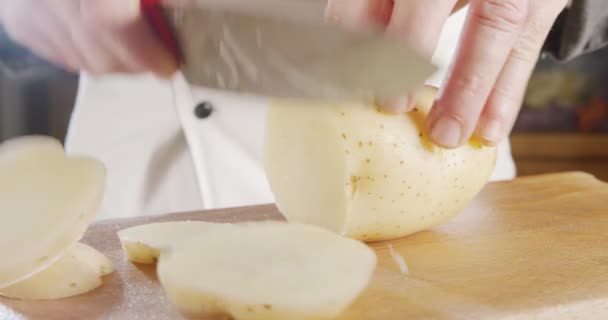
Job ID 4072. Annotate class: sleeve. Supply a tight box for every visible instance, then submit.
[542,0,608,62]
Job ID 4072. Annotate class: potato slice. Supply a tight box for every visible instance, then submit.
[0,243,113,300]
[264,86,497,241]
[75,242,114,276]
[118,221,233,264]
[157,221,376,320]
[0,136,106,288]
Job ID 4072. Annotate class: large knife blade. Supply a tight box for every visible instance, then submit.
[142,0,436,101]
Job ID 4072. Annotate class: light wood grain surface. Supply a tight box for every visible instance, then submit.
[511,133,608,181]
[2,171,608,320]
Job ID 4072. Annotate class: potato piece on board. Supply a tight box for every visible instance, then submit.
[75,242,113,276]
[157,221,376,320]
[0,136,106,288]
[0,243,113,300]
[264,86,497,241]
[118,221,233,264]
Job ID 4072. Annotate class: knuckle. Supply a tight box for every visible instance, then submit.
[530,0,568,17]
[525,18,550,36]
[510,3,566,63]
[511,37,540,63]
[511,21,551,63]
[452,73,488,99]
[472,0,528,33]
[492,82,516,103]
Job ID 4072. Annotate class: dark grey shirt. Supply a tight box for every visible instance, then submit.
[543,0,608,61]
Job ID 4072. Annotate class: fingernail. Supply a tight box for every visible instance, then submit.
[477,119,504,145]
[430,116,464,148]
[376,95,414,114]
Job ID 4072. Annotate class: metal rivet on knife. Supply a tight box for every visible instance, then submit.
[194,101,214,119]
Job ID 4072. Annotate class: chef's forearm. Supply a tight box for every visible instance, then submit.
[543,0,608,61]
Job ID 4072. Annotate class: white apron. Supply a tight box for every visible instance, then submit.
[65,7,516,220]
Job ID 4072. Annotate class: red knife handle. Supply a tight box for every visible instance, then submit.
[140,0,183,63]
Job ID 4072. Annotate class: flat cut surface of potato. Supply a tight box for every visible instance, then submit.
[264,86,497,241]
[118,221,233,264]
[0,136,106,288]
[0,242,113,300]
[157,221,377,320]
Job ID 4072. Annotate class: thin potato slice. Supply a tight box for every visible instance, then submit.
[0,136,106,288]
[0,243,113,300]
[118,221,233,264]
[157,222,377,320]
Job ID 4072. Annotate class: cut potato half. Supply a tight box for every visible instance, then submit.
[264,86,497,241]
[0,243,113,300]
[0,136,106,288]
[157,221,376,320]
[118,221,233,264]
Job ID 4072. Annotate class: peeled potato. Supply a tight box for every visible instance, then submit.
[264,86,497,241]
[157,221,376,320]
[118,221,233,264]
[0,242,113,300]
[0,136,106,288]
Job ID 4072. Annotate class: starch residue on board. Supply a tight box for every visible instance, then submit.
[388,243,409,274]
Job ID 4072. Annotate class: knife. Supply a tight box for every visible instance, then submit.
[141,0,437,102]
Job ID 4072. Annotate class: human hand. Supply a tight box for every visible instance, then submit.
[327,0,568,148]
[0,0,177,76]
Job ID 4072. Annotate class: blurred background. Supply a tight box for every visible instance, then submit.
[511,47,608,182]
[0,26,607,181]
[0,28,78,144]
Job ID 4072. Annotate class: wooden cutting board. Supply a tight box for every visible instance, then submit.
[2,171,608,320]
